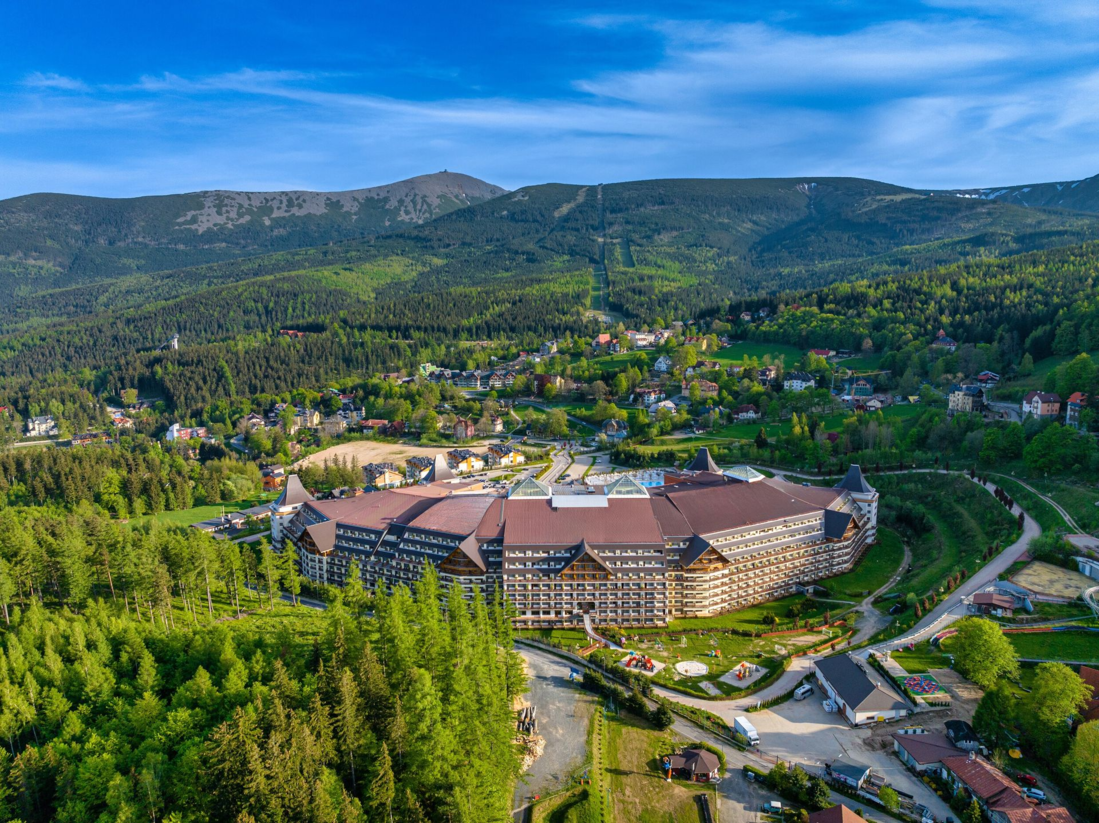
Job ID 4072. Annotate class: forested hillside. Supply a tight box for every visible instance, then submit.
[4,177,1099,414]
[948,171,1099,213]
[0,171,506,312]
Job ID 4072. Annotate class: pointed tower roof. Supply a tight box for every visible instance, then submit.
[835,464,873,494]
[425,454,455,482]
[686,447,720,474]
[274,474,314,508]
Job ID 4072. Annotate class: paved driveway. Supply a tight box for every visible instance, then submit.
[750,699,952,821]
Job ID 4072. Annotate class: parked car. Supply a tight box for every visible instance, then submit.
[794,684,814,700]
[761,801,782,813]
[1013,773,1038,787]
[1022,788,1046,803]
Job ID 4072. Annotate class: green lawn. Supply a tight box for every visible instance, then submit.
[992,350,1099,401]
[128,492,279,529]
[879,474,1020,600]
[664,595,831,633]
[890,640,953,674]
[990,476,1067,533]
[714,341,806,365]
[1007,631,1099,664]
[822,528,906,598]
[835,352,885,371]
[1025,478,1099,532]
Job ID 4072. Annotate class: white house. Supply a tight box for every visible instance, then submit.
[783,371,816,392]
[815,654,908,726]
[24,415,59,438]
[165,423,209,442]
[654,355,672,373]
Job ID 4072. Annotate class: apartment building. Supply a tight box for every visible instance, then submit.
[279,452,878,627]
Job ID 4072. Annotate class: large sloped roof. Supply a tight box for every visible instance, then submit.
[653,479,838,538]
[559,540,613,575]
[816,654,907,713]
[503,498,664,546]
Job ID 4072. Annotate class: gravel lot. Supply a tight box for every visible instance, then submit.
[514,648,597,805]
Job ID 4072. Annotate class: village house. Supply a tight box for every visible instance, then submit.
[847,379,874,399]
[739,311,753,322]
[295,408,322,429]
[783,371,816,392]
[533,373,564,396]
[320,416,346,438]
[111,415,135,430]
[1066,392,1088,429]
[453,417,476,441]
[165,423,208,442]
[682,379,719,398]
[649,399,679,415]
[24,415,59,438]
[808,806,864,823]
[684,336,710,351]
[653,355,673,373]
[486,414,505,434]
[932,329,958,353]
[1022,391,1061,419]
[827,755,873,790]
[636,387,665,406]
[486,443,525,467]
[242,412,266,431]
[944,720,981,752]
[363,463,404,490]
[971,592,1015,617]
[602,418,629,441]
[948,384,987,415]
[734,404,759,421]
[977,370,1001,385]
[757,365,778,383]
[447,449,485,474]
[540,340,558,355]
[70,431,110,446]
[361,418,389,434]
[892,731,961,774]
[809,348,836,358]
[665,747,721,783]
[940,755,1074,823]
[628,330,656,348]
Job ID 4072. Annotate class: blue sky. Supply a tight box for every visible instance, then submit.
[3,1,1099,198]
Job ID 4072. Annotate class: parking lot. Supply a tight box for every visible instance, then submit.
[749,695,953,821]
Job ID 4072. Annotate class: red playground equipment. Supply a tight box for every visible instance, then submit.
[624,654,656,672]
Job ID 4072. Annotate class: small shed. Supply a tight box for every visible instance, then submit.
[827,755,872,790]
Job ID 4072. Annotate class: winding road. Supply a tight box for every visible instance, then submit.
[649,469,1040,714]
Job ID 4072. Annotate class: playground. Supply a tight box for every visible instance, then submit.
[901,673,946,696]
[618,653,666,676]
[718,660,768,689]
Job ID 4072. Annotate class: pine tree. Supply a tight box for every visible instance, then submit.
[333,669,364,791]
[369,743,395,823]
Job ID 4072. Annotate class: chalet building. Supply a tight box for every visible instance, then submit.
[487,444,525,467]
[447,449,484,474]
[602,419,629,441]
[1022,391,1061,419]
[636,387,666,406]
[654,355,673,373]
[363,463,404,490]
[279,452,879,627]
[406,456,435,481]
[1066,392,1088,429]
[681,379,718,398]
[757,365,778,383]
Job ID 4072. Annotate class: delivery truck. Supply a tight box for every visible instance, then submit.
[733,716,760,746]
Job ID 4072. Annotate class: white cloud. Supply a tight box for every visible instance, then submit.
[22,72,89,92]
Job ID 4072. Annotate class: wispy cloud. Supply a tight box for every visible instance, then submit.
[2,2,1099,197]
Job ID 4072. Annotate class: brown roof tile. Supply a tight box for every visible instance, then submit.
[892,732,961,764]
[502,498,665,546]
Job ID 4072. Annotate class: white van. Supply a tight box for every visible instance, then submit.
[794,684,814,700]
